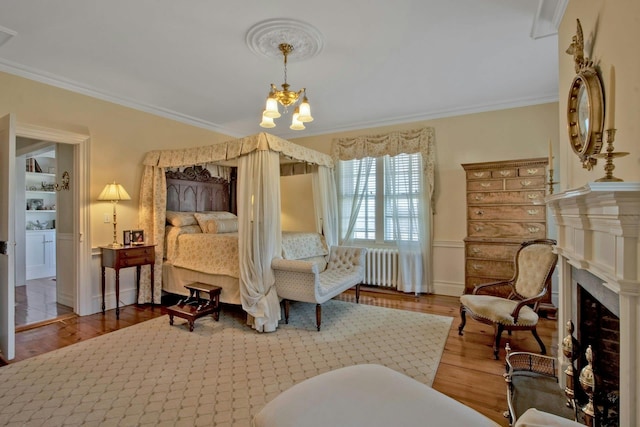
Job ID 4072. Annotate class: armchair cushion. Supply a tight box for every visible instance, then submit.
[514,244,557,298]
[460,295,539,326]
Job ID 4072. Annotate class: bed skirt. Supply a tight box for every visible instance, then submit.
[162,262,241,305]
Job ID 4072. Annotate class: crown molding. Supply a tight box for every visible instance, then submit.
[0,58,243,138]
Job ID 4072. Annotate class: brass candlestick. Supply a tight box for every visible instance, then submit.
[592,129,629,182]
[547,167,559,194]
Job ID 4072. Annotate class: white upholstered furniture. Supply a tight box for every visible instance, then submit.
[272,237,366,331]
[458,239,558,359]
[252,364,500,427]
[515,408,584,427]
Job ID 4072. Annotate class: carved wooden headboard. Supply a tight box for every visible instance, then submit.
[166,166,233,213]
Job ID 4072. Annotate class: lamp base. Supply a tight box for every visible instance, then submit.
[108,242,124,248]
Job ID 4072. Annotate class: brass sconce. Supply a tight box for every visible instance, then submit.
[55,171,70,191]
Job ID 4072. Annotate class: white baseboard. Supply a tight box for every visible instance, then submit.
[433,281,464,297]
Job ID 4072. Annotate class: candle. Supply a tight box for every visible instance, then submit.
[607,65,616,129]
[548,138,553,166]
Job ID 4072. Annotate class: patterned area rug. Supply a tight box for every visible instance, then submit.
[0,300,452,426]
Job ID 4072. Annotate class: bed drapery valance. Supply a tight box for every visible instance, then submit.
[142,132,333,169]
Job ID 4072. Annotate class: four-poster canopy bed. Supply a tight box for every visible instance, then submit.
[138,132,338,332]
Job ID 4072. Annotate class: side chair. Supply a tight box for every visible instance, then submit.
[458,239,558,359]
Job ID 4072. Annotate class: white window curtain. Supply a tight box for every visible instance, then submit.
[384,154,430,294]
[339,157,374,244]
[332,128,436,293]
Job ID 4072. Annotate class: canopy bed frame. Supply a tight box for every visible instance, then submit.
[139,132,337,332]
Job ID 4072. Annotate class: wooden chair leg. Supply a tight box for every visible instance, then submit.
[458,305,467,335]
[355,283,360,303]
[283,300,290,324]
[316,303,322,331]
[493,324,505,360]
[531,327,547,355]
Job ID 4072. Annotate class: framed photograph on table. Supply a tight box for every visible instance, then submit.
[123,230,131,246]
[131,229,144,245]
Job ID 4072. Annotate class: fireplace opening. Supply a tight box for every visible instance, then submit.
[577,285,620,426]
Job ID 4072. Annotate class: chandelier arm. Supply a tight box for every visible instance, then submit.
[260,42,310,129]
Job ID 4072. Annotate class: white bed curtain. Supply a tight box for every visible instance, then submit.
[237,150,282,332]
[312,166,339,248]
[138,132,334,331]
[332,127,436,293]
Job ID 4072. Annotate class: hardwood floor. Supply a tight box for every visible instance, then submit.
[8,287,558,426]
[15,277,74,331]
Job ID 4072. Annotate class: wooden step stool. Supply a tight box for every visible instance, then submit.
[166,283,221,331]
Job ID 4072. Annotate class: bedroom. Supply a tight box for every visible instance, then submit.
[0,0,638,425]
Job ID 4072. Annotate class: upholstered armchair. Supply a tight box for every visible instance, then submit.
[458,239,557,359]
[272,245,366,331]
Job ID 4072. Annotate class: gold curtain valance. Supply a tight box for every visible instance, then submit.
[332,127,436,195]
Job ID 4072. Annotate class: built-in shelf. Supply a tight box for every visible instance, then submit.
[26,190,55,195]
[26,210,56,213]
[26,172,56,178]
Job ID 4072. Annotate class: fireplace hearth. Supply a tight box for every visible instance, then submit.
[576,280,620,426]
[546,182,640,427]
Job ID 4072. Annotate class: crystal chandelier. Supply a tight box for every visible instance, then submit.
[260,43,313,130]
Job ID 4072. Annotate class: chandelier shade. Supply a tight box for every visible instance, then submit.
[260,43,313,130]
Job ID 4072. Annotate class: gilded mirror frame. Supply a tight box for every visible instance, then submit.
[566,19,604,169]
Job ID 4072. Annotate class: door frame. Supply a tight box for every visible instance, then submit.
[16,123,92,316]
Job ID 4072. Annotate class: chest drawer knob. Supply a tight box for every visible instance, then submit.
[471,264,482,271]
[527,209,540,215]
[473,225,484,232]
[480,183,491,188]
[527,194,540,200]
[520,180,532,187]
[473,172,486,178]
[499,170,511,177]
[471,248,480,255]
[528,227,540,233]
[474,209,484,216]
[526,168,539,175]
[474,194,485,201]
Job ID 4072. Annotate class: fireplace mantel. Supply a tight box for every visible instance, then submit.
[546,182,640,427]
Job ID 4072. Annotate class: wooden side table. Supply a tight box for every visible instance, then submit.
[100,244,155,319]
[167,283,221,331]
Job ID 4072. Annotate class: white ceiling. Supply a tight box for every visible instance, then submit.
[0,1,563,140]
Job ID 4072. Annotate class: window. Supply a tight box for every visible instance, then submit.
[338,153,422,243]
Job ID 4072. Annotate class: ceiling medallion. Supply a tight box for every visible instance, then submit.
[246,18,324,62]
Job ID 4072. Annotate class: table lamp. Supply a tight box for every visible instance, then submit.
[98,181,131,247]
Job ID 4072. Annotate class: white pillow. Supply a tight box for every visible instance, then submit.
[194,212,238,234]
[165,211,197,227]
[209,218,238,234]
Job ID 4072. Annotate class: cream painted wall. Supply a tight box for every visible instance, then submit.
[0,71,232,248]
[559,0,640,188]
[0,71,558,299]
[280,174,316,231]
[291,103,559,243]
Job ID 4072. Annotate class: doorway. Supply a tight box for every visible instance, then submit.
[15,142,75,330]
[1,118,91,361]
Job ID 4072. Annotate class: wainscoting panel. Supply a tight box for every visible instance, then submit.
[432,240,465,296]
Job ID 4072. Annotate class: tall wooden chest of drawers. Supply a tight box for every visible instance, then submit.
[462,157,555,316]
